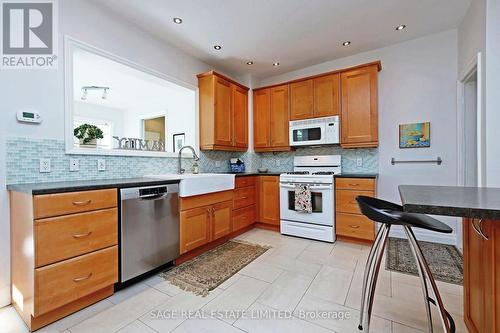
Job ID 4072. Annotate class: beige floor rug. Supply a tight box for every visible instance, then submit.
[386,237,463,285]
[159,240,270,296]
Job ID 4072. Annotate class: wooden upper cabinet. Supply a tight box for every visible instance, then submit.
[253,88,271,149]
[214,77,233,146]
[233,85,248,148]
[313,73,340,117]
[290,79,314,120]
[197,71,249,151]
[340,65,379,148]
[270,85,290,148]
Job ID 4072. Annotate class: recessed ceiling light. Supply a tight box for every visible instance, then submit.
[342,41,351,46]
[246,61,254,65]
[173,17,183,24]
[213,45,222,50]
[272,62,280,66]
[396,24,406,31]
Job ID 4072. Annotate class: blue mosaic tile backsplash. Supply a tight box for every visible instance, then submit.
[6,137,378,184]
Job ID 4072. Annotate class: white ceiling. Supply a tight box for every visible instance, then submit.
[94,0,471,79]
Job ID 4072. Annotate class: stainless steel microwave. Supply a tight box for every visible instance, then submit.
[289,116,340,146]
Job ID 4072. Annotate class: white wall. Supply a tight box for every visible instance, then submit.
[260,30,460,245]
[458,0,487,187]
[485,0,500,186]
[0,0,218,307]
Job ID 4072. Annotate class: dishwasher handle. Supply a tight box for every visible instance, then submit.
[139,193,169,201]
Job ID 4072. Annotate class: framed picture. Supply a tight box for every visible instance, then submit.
[399,122,430,148]
[173,133,185,152]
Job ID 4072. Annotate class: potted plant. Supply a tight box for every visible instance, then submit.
[74,124,104,148]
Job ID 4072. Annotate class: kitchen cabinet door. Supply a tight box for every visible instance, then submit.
[253,88,271,149]
[214,76,233,147]
[233,85,248,148]
[290,79,314,120]
[212,201,233,241]
[180,206,211,254]
[270,85,290,148]
[340,65,378,148]
[258,176,280,225]
[313,73,340,117]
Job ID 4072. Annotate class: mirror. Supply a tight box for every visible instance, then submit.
[65,38,197,157]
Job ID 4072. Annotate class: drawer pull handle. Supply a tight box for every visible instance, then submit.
[349,225,360,229]
[73,273,92,282]
[349,183,360,186]
[241,196,248,199]
[72,231,92,239]
[73,200,92,206]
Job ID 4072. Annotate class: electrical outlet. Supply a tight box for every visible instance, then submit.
[276,159,281,167]
[356,157,363,167]
[39,158,51,173]
[97,159,106,171]
[69,159,79,172]
[215,161,221,168]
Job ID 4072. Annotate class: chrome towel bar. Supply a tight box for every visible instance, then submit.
[391,157,442,165]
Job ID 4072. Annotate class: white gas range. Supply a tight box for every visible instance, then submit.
[279,155,341,242]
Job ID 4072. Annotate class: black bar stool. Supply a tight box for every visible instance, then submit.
[355,196,456,333]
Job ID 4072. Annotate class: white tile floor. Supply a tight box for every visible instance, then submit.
[0,229,468,333]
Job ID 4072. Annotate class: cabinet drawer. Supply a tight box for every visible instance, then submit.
[234,186,256,209]
[35,246,118,316]
[34,189,117,219]
[336,178,375,191]
[35,208,118,267]
[235,176,256,189]
[336,213,375,240]
[233,205,255,231]
[336,190,373,214]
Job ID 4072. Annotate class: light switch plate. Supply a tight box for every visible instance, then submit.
[39,158,51,173]
[69,159,79,172]
[356,157,363,167]
[97,159,106,171]
[215,161,221,168]
[276,160,281,167]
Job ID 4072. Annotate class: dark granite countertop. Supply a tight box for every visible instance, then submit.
[7,178,181,195]
[222,172,283,177]
[335,173,378,179]
[399,185,500,220]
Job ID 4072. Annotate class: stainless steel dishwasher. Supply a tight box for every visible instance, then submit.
[120,184,179,283]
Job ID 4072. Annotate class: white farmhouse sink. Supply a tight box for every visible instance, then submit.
[145,173,235,197]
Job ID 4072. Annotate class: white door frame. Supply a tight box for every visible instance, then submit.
[457,52,484,187]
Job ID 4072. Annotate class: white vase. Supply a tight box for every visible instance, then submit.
[79,138,97,148]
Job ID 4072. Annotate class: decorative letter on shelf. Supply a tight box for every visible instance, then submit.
[113,136,166,152]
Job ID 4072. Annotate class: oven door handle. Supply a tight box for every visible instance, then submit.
[280,184,332,190]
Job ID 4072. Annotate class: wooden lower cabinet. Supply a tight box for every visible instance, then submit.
[10,189,118,331]
[179,191,234,255]
[212,201,233,240]
[35,246,117,316]
[257,176,280,226]
[180,206,212,254]
[335,177,376,241]
[463,218,500,333]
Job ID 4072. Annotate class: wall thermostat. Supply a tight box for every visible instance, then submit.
[17,110,42,124]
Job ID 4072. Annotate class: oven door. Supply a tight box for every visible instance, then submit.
[279,183,333,226]
[289,123,326,146]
